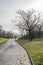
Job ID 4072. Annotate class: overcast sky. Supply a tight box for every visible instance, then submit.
[0,0,43,32]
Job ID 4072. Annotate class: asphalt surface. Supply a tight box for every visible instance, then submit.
[0,40,31,65]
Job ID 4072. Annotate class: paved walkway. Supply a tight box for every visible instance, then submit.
[0,40,31,65]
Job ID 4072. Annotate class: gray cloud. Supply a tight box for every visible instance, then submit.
[0,0,40,31]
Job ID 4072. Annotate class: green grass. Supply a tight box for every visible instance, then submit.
[16,38,43,65]
[0,38,8,48]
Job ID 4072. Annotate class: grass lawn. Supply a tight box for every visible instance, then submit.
[16,38,43,65]
[0,38,8,48]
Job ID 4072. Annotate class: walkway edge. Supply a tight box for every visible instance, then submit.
[16,41,34,65]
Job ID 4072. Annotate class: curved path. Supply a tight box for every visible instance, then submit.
[0,40,31,65]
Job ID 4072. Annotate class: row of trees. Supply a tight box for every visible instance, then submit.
[12,9,43,41]
[0,25,16,38]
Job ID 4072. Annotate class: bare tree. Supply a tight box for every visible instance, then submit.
[35,13,43,38]
[0,25,3,38]
[12,9,43,41]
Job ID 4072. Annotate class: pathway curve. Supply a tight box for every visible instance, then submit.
[0,40,31,65]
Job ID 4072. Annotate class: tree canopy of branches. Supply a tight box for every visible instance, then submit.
[12,9,43,41]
